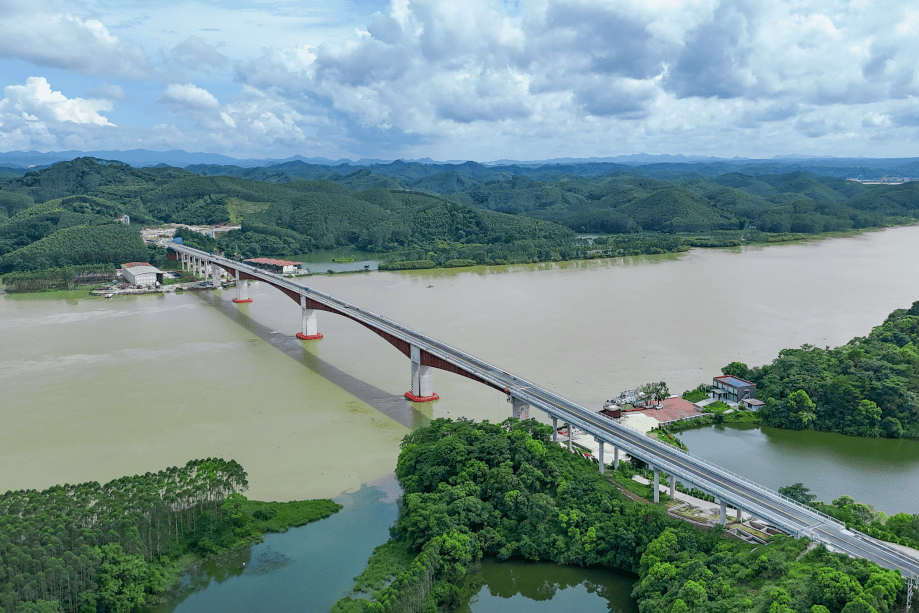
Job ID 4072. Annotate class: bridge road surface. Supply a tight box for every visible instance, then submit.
[167,242,919,579]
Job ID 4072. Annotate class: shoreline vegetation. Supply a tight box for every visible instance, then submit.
[2,221,913,296]
[0,459,341,613]
[332,418,914,613]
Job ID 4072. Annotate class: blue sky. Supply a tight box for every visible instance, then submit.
[1,0,917,161]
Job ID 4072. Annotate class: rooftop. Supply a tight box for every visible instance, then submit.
[715,375,755,388]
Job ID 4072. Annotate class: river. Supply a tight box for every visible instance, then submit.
[3,225,919,608]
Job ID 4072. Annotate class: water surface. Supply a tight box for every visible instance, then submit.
[457,560,638,613]
[677,424,919,515]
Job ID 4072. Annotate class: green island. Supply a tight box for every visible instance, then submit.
[0,459,340,613]
[331,418,913,613]
[3,157,919,289]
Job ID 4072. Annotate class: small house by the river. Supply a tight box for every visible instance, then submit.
[712,374,757,404]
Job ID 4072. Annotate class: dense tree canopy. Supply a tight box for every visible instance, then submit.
[333,418,909,613]
[2,158,917,277]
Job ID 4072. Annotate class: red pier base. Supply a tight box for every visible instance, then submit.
[296,332,324,340]
[232,298,253,303]
[405,391,440,402]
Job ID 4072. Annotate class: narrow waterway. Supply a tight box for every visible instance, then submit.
[154,474,400,613]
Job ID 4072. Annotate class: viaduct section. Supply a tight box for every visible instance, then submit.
[167,242,919,580]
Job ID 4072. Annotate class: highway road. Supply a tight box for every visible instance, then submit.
[167,242,919,578]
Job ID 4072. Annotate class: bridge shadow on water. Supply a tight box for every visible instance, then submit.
[199,292,430,430]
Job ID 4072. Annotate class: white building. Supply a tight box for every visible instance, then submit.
[121,262,163,286]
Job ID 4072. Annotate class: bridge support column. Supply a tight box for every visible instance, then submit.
[210,263,221,287]
[670,474,676,498]
[613,446,619,470]
[597,440,605,474]
[233,271,252,303]
[653,468,660,503]
[719,500,727,526]
[551,417,558,442]
[405,345,438,402]
[296,296,323,340]
[508,396,530,420]
[736,506,742,522]
[566,424,572,451]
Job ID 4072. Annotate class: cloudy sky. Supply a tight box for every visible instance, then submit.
[0,0,917,161]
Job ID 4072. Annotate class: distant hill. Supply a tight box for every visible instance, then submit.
[2,157,918,276]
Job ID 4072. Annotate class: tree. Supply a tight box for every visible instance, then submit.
[779,483,817,505]
[722,361,751,380]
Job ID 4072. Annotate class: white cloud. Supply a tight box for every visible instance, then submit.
[84,84,128,101]
[0,77,117,152]
[3,0,918,159]
[0,77,115,126]
[171,35,228,71]
[0,2,153,80]
[158,83,221,110]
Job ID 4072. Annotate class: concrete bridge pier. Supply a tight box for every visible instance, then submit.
[719,500,727,525]
[233,271,252,303]
[508,395,530,420]
[296,296,323,340]
[551,416,558,442]
[566,424,572,451]
[596,439,605,474]
[613,446,619,470]
[405,345,438,402]
[669,474,676,498]
[210,263,221,287]
[736,506,742,522]
[652,467,660,503]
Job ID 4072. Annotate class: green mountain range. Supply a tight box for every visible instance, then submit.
[1,157,917,276]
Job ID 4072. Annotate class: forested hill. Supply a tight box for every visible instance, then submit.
[1,157,919,276]
[723,301,919,439]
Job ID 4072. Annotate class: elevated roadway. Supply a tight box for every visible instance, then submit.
[166,242,919,579]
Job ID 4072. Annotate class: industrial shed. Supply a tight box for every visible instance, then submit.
[121,262,164,286]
